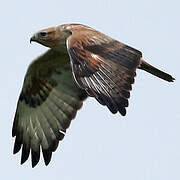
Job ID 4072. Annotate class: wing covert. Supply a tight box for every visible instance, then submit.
[67,27,142,115]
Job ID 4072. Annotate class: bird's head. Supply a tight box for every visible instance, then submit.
[30,26,72,52]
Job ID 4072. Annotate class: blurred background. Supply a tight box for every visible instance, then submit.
[0,0,179,179]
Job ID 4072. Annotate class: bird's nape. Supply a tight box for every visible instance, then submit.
[12,23,175,167]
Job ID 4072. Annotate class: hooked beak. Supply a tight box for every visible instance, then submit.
[30,35,36,44]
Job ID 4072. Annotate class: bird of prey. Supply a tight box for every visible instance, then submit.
[12,23,174,167]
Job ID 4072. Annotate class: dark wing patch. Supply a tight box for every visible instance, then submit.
[19,78,57,108]
[12,50,87,167]
[84,43,141,69]
[67,31,141,115]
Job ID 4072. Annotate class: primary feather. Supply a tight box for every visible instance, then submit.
[13,23,174,167]
[13,49,87,167]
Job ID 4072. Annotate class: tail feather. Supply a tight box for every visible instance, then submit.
[138,60,175,82]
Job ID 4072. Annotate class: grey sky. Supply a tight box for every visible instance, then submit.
[1,0,179,179]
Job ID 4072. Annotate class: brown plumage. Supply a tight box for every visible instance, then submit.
[13,23,175,167]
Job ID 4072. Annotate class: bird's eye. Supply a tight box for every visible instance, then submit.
[39,32,48,37]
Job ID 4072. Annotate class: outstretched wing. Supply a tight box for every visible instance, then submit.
[67,27,142,116]
[12,49,87,167]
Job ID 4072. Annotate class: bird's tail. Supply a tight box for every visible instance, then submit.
[138,59,175,82]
